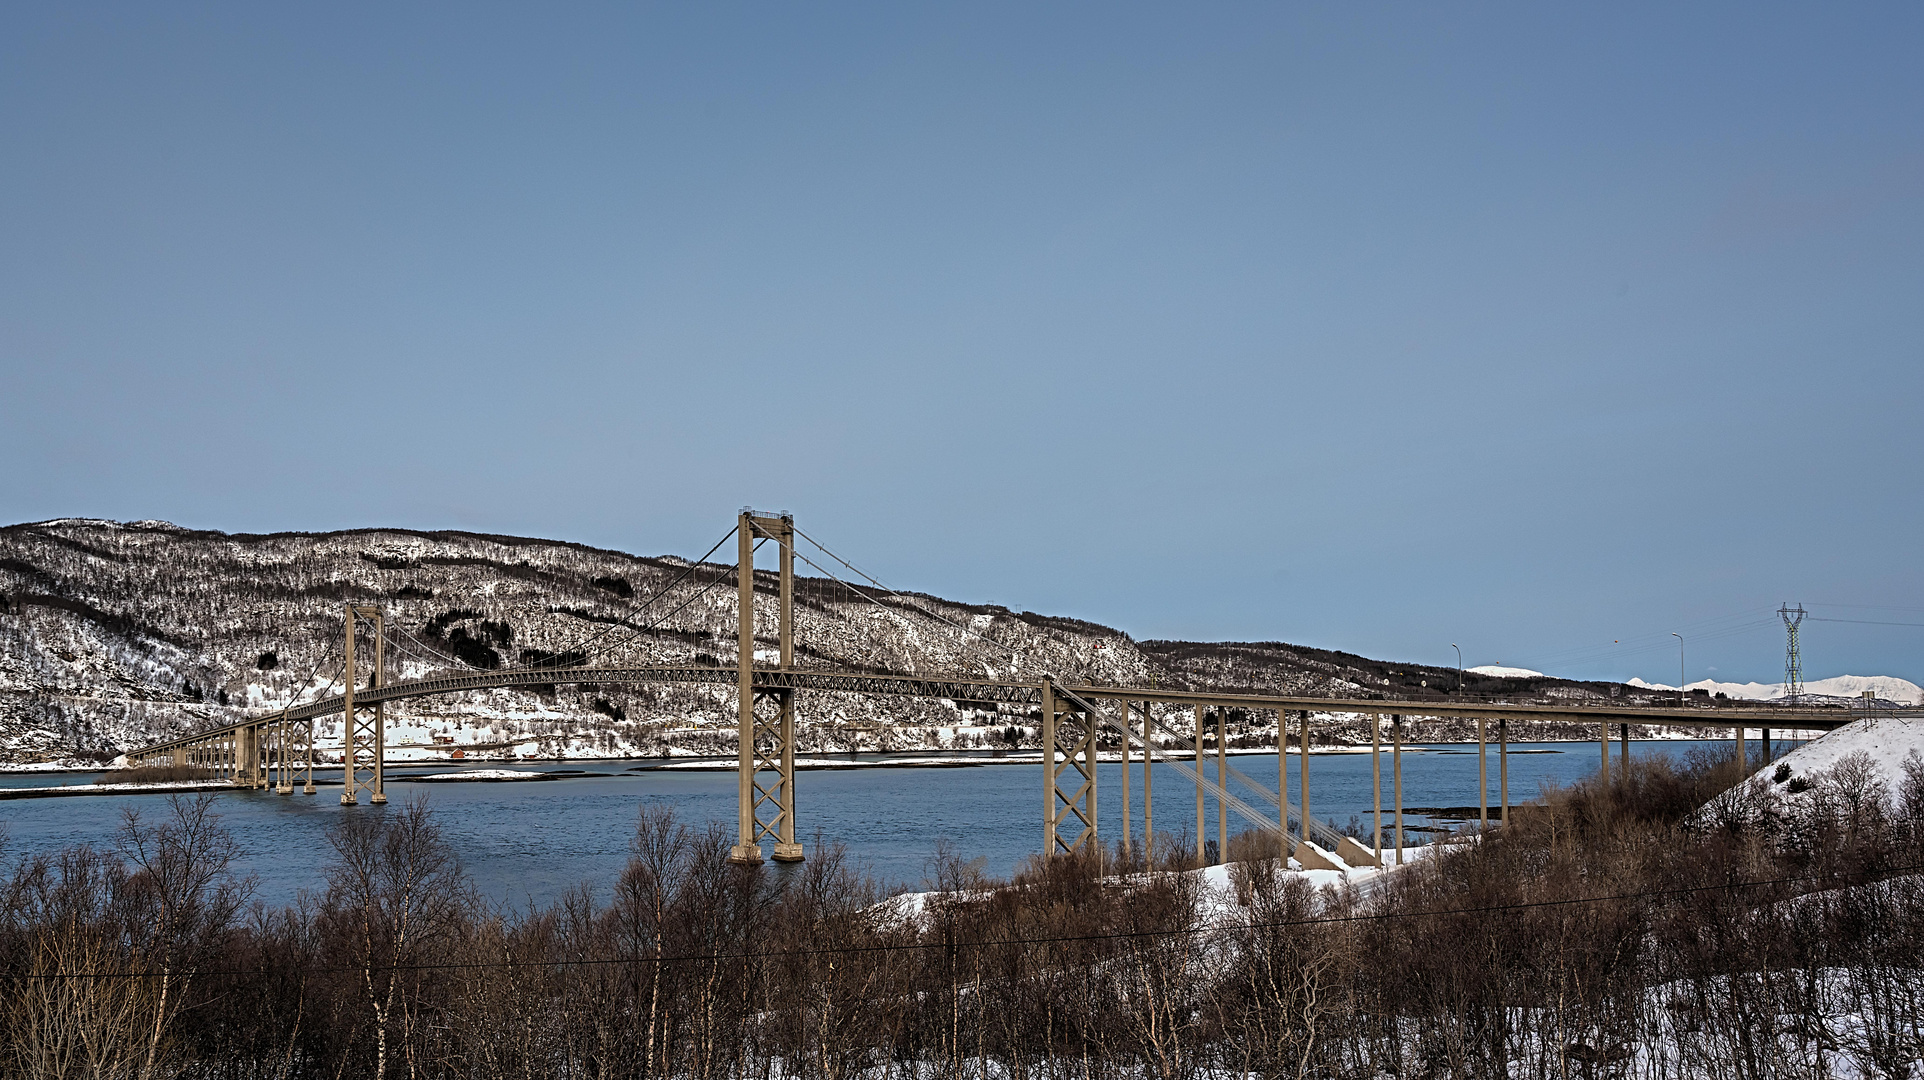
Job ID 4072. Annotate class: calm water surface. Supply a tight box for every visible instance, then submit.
[0,739,1765,907]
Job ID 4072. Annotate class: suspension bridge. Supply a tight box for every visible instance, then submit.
[127,512,1869,869]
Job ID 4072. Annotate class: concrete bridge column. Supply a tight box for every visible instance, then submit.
[1371,713,1382,860]
[1299,709,1311,847]
[303,718,315,794]
[1185,704,1200,862]
[1499,719,1509,825]
[1215,709,1227,863]
[277,722,294,795]
[1277,710,1289,864]
[1392,715,1404,865]
[1477,718,1488,832]
[1141,703,1152,865]
[237,726,257,788]
[1118,701,1131,858]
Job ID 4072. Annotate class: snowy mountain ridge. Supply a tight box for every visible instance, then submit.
[0,518,1865,767]
[1627,675,1923,706]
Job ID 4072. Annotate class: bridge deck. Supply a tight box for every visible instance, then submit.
[129,663,1873,755]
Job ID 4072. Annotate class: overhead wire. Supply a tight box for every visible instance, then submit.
[1508,613,1779,674]
[1512,611,1773,669]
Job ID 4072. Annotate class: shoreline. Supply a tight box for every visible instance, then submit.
[0,730,1758,778]
[0,738,1675,796]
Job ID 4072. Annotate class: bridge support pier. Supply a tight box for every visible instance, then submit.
[1215,709,1227,864]
[1278,711,1289,864]
[1371,713,1382,861]
[1193,705,1205,865]
[274,721,294,794]
[1477,718,1488,833]
[238,725,259,788]
[1299,709,1311,847]
[1118,702,1132,858]
[1141,702,1152,864]
[1041,677,1097,856]
[1392,715,1404,865]
[1499,718,1509,825]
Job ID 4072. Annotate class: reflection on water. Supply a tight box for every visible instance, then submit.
[0,740,1750,906]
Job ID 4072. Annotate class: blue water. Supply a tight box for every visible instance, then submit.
[0,739,1776,907]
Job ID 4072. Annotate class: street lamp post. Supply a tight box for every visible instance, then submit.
[1671,633,1684,707]
[1450,643,1463,694]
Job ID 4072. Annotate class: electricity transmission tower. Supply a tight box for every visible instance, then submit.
[1779,603,1806,702]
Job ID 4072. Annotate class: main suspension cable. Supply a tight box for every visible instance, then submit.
[577,538,765,666]
[795,526,1019,662]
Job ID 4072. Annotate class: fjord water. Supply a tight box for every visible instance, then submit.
[0,740,1753,907]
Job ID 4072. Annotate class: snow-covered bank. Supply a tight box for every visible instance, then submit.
[876,837,1453,927]
[0,779,232,799]
[1747,714,1924,794]
[410,769,562,782]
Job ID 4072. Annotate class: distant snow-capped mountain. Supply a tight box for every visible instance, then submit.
[1466,665,1545,679]
[1627,674,1922,705]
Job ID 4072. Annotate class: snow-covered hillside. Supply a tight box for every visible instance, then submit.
[0,518,1781,767]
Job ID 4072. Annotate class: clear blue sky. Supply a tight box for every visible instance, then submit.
[4,4,1920,687]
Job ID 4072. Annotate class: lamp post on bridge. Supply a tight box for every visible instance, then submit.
[1672,633,1684,708]
[1450,643,1462,694]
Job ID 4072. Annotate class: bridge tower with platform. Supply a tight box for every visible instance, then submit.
[730,511,803,865]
